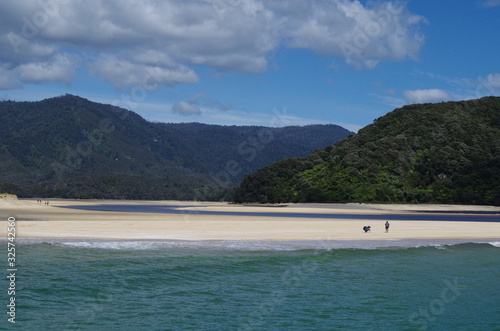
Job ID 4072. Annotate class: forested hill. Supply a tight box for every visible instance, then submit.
[0,95,351,199]
[234,97,500,205]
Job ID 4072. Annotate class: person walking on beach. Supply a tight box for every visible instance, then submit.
[385,221,390,233]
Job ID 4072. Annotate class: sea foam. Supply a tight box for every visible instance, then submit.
[9,238,500,252]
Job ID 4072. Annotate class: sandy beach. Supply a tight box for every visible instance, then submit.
[1,199,499,241]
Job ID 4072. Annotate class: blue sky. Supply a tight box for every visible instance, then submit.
[1,0,499,132]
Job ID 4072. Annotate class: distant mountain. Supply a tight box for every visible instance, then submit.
[234,97,500,205]
[0,95,351,199]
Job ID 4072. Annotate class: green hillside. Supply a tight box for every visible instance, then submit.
[234,97,500,205]
[0,95,351,199]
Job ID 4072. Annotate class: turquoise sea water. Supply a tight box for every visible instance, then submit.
[2,239,499,330]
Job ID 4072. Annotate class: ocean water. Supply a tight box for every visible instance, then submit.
[3,239,500,330]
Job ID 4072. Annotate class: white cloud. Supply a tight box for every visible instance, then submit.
[15,53,79,85]
[282,0,426,69]
[89,55,199,89]
[403,89,451,104]
[171,101,202,116]
[0,0,427,90]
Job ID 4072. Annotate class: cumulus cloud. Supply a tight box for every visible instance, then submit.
[403,89,451,104]
[89,54,199,89]
[16,53,79,84]
[0,53,78,88]
[0,0,427,90]
[281,0,426,69]
[172,101,202,116]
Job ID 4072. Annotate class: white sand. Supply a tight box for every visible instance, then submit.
[0,199,499,241]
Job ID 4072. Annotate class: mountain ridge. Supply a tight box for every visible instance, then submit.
[0,94,352,199]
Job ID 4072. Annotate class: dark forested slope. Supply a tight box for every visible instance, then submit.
[0,95,351,199]
[234,97,500,205]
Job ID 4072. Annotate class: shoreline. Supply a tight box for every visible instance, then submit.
[1,199,499,242]
[2,237,500,252]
